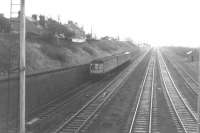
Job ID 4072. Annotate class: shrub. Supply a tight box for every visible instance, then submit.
[40,45,66,62]
[82,46,96,56]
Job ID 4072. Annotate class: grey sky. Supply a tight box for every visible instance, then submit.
[1,0,200,47]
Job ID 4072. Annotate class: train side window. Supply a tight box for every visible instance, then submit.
[95,64,99,69]
[90,64,93,69]
[100,64,103,69]
[98,64,103,70]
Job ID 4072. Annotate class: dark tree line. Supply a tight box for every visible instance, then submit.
[42,18,75,42]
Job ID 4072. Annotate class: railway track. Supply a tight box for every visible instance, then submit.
[29,50,144,123]
[27,50,144,124]
[128,54,155,133]
[26,52,146,127]
[151,61,159,133]
[158,50,198,133]
[160,51,199,114]
[163,54,199,94]
[52,51,150,133]
[26,70,123,133]
[5,51,148,133]
[8,78,109,133]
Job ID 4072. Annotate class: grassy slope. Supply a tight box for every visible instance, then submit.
[164,46,199,61]
[0,34,137,74]
[162,46,199,79]
[163,46,199,69]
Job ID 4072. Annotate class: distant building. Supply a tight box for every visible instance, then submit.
[11,16,45,38]
[186,50,199,62]
[101,36,112,40]
[72,38,86,43]
[186,50,192,55]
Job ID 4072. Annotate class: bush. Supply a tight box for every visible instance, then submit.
[40,45,66,62]
[40,32,55,43]
[82,46,96,56]
[46,19,75,39]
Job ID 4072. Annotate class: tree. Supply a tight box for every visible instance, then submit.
[47,19,75,38]
[39,15,45,27]
[86,34,92,41]
[0,40,19,74]
[0,17,11,33]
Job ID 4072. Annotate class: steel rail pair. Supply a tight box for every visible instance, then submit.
[158,50,197,133]
[163,53,199,94]
[53,50,150,133]
[128,54,156,133]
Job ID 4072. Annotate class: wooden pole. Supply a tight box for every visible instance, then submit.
[19,0,26,133]
[198,48,200,133]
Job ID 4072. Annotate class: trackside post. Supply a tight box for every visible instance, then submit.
[19,0,26,133]
[198,48,200,133]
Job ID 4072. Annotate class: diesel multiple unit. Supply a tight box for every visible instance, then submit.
[90,51,131,75]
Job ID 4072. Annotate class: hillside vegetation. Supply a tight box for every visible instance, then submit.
[0,14,137,75]
[163,47,199,76]
[0,33,137,74]
[164,46,199,61]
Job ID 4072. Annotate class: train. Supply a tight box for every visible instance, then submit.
[89,51,132,77]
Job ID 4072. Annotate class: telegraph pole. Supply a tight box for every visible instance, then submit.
[91,25,93,38]
[198,96,200,132]
[198,48,200,133]
[19,0,26,133]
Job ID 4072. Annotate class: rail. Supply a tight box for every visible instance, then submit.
[158,50,197,133]
[53,49,150,133]
[162,53,199,94]
[128,54,155,133]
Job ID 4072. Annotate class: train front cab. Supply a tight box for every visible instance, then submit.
[90,61,104,80]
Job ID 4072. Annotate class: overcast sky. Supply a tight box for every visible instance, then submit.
[0,0,200,47]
